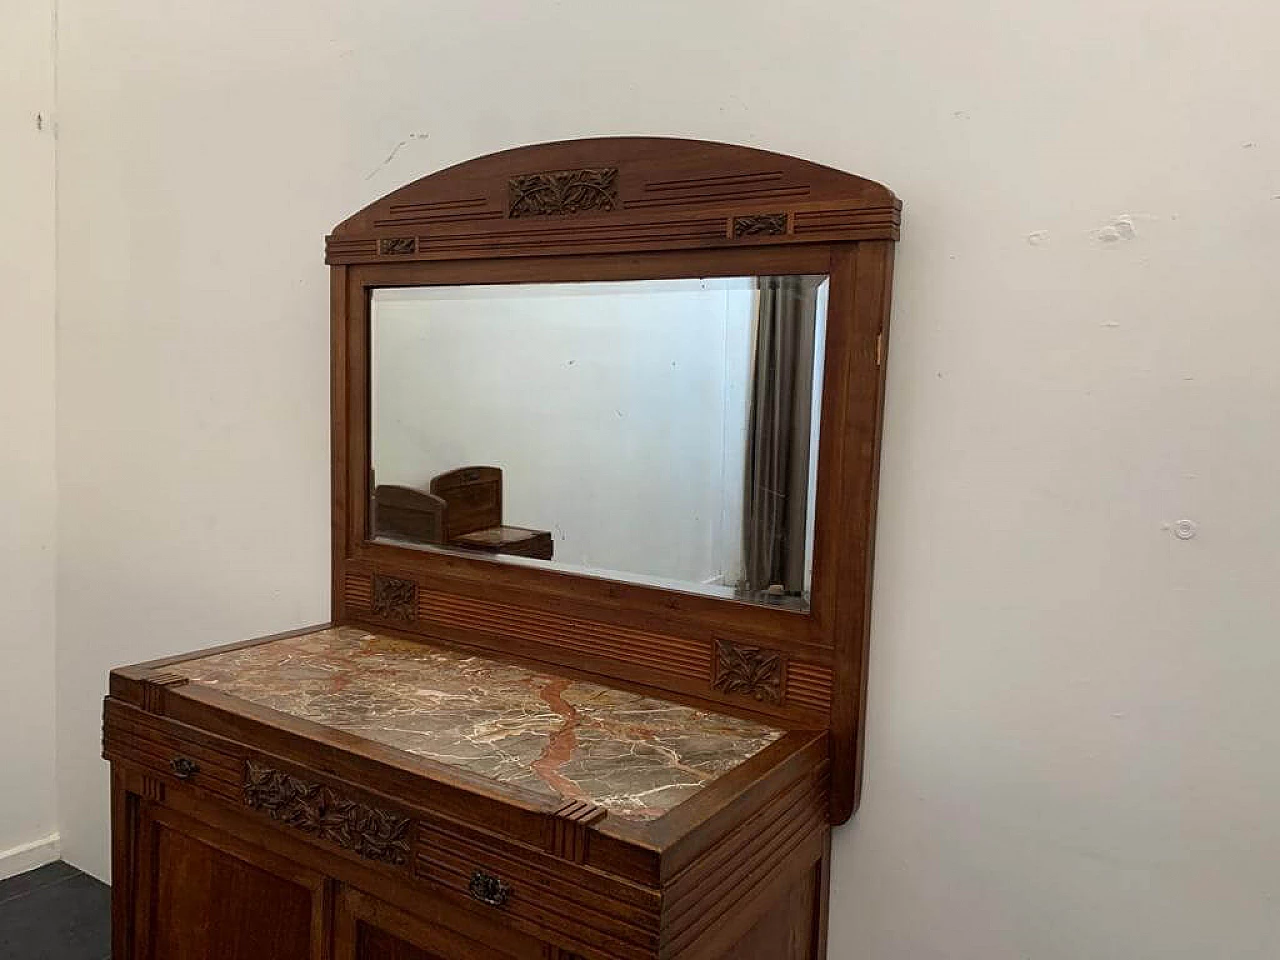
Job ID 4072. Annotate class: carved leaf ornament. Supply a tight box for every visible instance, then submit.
[243,761,411,865]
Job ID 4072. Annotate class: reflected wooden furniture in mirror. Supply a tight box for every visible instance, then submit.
[104,137,901,960]
[373,466,555,560]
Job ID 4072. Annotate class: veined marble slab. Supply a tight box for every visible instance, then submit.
[179,626,783,821]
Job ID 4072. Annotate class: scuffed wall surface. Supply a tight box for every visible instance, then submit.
[55,1,1280,956]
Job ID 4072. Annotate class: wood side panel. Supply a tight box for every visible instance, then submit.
[663,770,826,918]
[661,768,828,957]
[854,241,896,817]
[829,240,894,824]
[713,863,820,960]
[666,827,828,960]
[650,734,827,882]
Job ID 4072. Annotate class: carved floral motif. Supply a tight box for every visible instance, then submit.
[379,237,416,255]
[243,761,411,865]
[509,168,619,218]
[732,213,788,238]
[712,639,785,704]
[371,574,417,621]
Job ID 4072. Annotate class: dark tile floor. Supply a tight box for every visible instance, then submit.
[0,861,110,960]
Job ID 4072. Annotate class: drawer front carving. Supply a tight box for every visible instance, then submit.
[243,761,412,866]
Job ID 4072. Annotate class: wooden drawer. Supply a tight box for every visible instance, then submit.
[103,699,246,803]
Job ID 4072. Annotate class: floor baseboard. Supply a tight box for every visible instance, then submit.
[0,833,61,881]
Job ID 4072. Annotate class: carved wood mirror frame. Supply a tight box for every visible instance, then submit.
[327,137,900,823]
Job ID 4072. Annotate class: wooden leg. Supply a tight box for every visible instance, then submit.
[812,832,832,960]
[110,770,137,960]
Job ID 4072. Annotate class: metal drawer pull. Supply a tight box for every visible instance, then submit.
[169,757,200,780]
[468,870,511,907]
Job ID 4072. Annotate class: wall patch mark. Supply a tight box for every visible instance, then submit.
[1093,215,1137,244]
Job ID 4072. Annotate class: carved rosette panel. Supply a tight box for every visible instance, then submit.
[712,639,785,704]
[243,761,411,865]
[378,237,416,255]
[509,168,619,218]
[371,574,417,622]
[732,213,788,238]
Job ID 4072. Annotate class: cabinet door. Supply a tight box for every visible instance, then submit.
[335,887,549,960]
[132,803,330,960]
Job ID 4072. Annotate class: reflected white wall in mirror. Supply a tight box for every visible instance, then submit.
[370,276,827,610]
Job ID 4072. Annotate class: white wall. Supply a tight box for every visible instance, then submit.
[52,1,1280,956]
[0,0,59,878]
[372,280,756,588]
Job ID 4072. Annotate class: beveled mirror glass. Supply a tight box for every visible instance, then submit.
[369,275,828,610]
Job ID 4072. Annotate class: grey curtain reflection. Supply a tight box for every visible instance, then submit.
[741,276,821,599]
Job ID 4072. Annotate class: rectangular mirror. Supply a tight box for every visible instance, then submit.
[369,275,828,611]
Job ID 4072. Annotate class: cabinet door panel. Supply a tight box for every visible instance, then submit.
[336,886,543,960]
[138,805,330,960]
[356,924,446,960]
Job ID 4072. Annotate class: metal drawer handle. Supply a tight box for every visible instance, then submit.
[170,757,200,780]
[468,870,511,907]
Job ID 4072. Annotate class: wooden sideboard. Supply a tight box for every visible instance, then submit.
[105,626,830,960]
[104,138,900,959]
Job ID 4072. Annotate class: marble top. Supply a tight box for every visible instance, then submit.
[180,627,783,822]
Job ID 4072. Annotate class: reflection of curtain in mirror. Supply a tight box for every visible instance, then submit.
[741,277,820,599]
